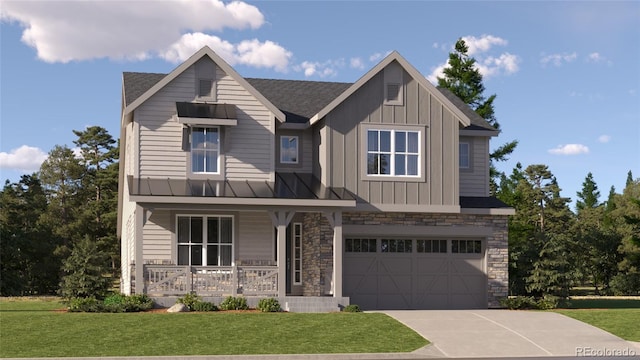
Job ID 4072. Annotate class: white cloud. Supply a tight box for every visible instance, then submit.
[540,52,578,67]
[350,57,365,70]
[427,35,519,84]
[597,135,611,143]
[548,144,590,155]
[296,60,338,78]
[461,35,508,56]
[0,0,266,63]
[587,52,603,62]
[426,62,447,84]
[0,145,48,172]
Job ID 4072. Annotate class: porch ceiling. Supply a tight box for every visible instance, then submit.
[127,173,356,207]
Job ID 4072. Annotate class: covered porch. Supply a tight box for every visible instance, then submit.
[124,174,356,310]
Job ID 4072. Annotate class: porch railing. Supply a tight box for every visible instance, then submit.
[143,265,278,297]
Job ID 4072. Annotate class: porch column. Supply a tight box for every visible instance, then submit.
[134,204,145,294]
[324,211,343,298]
[269,211,295,298]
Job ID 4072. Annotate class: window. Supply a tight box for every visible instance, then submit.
[417,240,447,253]
[460,142,470,169]
[381,239,413,253]
[292,223,302,285]
[345,238,377,253]
[451,240,482,254]
[367,129,419,176]
[177,216,233,266]
[191,127,219,173]
[280,135,298,164]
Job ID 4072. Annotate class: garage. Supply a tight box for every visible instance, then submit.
[343,238,487,310]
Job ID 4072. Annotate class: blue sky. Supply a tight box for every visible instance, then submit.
[1,1,638,208]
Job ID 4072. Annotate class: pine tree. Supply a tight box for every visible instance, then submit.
[59,235,112,299]
[576,172,600,213]
[437,38,518,191]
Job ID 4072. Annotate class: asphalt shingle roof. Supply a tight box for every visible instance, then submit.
[123,72,165,107]
[246,78,352,123]
[122,71,496,131]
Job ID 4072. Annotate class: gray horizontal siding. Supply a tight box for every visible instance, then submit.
[136,58,273,181]
[142,210,172,261]
[237,212,273,261]
[460,137,490,197]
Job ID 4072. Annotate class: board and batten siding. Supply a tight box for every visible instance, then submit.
[135,57,273,180]
[322,66,459,207]
[459,136,490,197]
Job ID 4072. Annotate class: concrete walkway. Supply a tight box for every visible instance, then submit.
[382,310,640,358]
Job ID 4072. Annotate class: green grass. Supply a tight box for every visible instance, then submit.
[562,298,640,309]
[555,309,640,341]
[0,299,428,358]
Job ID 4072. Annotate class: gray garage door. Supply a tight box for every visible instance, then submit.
[344,238,487,310]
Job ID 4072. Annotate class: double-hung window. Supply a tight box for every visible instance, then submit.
[191,127,219,174]
[367,129,420,176]
[177,215,233,266]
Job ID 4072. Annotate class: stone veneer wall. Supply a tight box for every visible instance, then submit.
[302,211,509,308]
[301,213,334,296]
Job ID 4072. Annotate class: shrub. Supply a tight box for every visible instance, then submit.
[611,273,640,295]
[500,296,538,310]
[126,294,153,311]
[536,295,560,310]
[343,304,362,312]
[176,293,202,310]
[500,295,561,310]
[219,296,249,310]
[257,298,281,312]
[176,293,216,311]
[68,294,154,313]
[67,297,102,312]
[191,301,218,312]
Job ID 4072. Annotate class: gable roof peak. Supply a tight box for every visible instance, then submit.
[122,45,286,123]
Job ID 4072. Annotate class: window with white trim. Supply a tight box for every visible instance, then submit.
[191,127,219,174]
[367,129,420,176]
[460,142,470,169]
[292,222,302,285]
[280,135,298,164]
[177,215,233,266]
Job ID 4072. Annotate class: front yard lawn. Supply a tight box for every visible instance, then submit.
[0,298,428,358]
[555,309,640,342]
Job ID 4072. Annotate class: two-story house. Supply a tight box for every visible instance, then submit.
[118,46,513,311]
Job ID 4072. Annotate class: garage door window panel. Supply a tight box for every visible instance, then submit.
[451,240,482,254]
[417,239,447,253]
[381,239,413,253]
[346,238,377,253]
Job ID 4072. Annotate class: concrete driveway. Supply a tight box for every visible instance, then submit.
[382,310,640,358]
